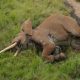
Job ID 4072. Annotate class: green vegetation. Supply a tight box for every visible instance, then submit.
[0,0,80,80]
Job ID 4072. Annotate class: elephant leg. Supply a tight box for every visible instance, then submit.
[54,52,66,61]
[42,42,66,62]
[42,43,56,62]
[54,46,66,61]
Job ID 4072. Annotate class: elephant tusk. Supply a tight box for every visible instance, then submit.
[14,49,20,57]
[0,42,17,54]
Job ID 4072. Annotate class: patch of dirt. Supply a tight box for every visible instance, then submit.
[65,0,80,25]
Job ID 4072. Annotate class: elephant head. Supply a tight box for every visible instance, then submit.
[0,19,33,56]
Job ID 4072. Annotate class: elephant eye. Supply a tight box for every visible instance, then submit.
[26,33,32,37]
[26,34,29,36]
[22,29,24,32]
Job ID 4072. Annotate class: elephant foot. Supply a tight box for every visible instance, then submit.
[54,52,66,61]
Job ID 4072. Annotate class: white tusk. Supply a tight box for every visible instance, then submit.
[0,42,17,54]
[14,49,20,57]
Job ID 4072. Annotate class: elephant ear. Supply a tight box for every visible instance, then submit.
[21,19,32,36]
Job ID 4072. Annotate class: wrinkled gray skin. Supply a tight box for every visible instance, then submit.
[12,14,80,62]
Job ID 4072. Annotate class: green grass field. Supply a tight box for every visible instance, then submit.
[0,0,80,80]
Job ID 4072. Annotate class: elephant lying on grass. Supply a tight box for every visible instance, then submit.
[0,14,80,62]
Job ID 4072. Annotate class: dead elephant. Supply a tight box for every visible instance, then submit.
[0,14,80,62]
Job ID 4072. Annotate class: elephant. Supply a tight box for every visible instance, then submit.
[0,14,80,62]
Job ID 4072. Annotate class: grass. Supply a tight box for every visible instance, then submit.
[0,0,80,80]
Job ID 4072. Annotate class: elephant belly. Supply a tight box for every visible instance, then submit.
[48,35,69,46]
[48,30,69,42]
[32,28,69,46]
